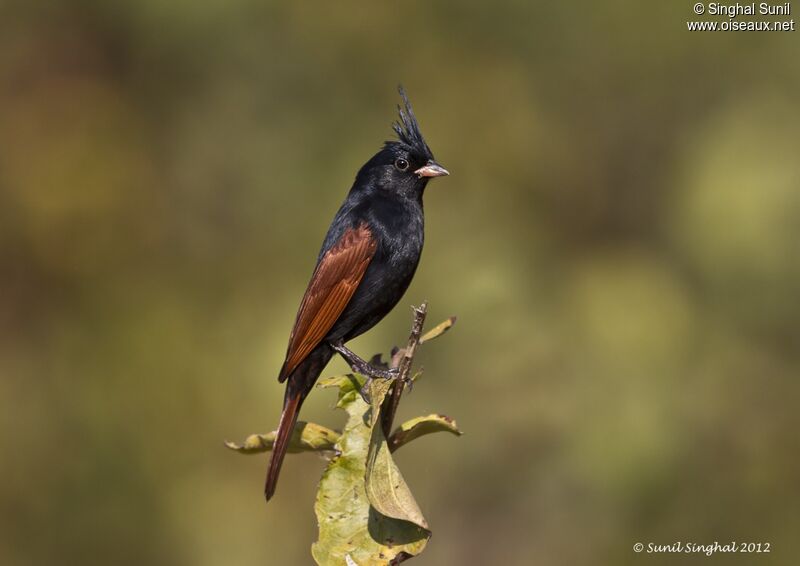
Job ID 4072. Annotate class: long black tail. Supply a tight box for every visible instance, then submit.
[264,345,333,501]
[264,388,303,501]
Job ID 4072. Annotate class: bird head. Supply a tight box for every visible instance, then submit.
[354,86,448,200]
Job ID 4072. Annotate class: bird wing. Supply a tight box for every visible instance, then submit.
[278,223,377,381]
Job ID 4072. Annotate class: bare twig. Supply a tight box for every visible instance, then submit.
[380,302,428,438]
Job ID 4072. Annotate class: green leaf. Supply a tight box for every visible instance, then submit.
[365,422,429,531]
[224,421,340,454]
[318,373,366,408]
[312,375,429,565]
[388,414,463,452]
[364,379,429,531]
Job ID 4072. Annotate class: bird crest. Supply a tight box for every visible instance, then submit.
[390,86,434,160]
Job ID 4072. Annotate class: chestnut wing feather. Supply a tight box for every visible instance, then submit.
[279,224,377,381]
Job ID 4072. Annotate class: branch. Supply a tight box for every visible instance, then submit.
[227,301,460,565]
[381,302,427,438]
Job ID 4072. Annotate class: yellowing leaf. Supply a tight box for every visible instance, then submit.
[318,373,365,408]
[365,423,429,530]
[388,414,463,452]
[312,374,429,565]
[224,421,340,454]
[419,316,456,344]
[363,375,430,531]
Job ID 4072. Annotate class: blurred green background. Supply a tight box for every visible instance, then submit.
[2,1,799,564]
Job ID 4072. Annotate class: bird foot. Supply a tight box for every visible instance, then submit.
[330,341,400,380]
[404,368,421,393]
[330,341,400,405]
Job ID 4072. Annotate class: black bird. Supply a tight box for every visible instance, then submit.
[264,87,449,501]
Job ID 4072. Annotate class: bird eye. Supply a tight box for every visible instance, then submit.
[394,158,409,171]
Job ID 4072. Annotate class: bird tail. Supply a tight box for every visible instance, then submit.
[264,388,303,501]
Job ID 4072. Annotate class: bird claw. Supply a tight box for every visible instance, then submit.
[397,367,421,395]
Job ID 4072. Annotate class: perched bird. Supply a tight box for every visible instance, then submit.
[264,87,449,501]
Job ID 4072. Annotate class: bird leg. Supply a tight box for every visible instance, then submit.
[330,341,399,380]
[330,341,400,403]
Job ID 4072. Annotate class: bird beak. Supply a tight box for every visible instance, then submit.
[414,160,450,178]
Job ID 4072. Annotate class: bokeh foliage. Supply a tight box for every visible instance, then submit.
[1,1,799,565]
